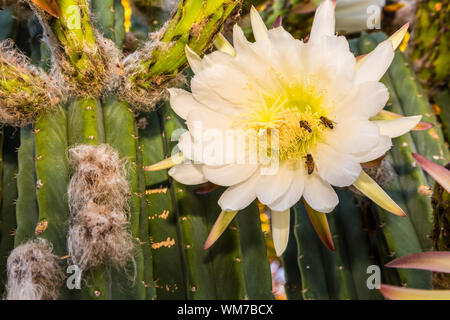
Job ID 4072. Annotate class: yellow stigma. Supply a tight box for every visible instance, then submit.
[236,80,332,161]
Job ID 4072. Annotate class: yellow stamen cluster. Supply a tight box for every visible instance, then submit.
[236,80,332,161]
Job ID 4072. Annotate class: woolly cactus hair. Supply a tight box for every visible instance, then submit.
[68,144,130,214]
[67,201,135,271]
[5,238,64,300]
[67,144,135,271]
[0,40,60,126]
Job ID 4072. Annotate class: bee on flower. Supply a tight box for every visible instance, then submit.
[147,0,420,256]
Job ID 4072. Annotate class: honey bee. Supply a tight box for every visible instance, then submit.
[299,120,312,133]
[305,154,314,175]
[320,116,335,129]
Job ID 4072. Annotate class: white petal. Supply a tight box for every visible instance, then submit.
[177,132,200,162]
[268,168,305,212]
[271,209,290,256]
[168,164,207,185]
[336,81,389,120]
[355,40,394,84]
[302,174,339,213]
[185,45,204,74]
[354,135,392,163]
[250,6,269,42]
[168,88,205,120]
[256,164,294,206]
[202,164,258,187]
[314,144,361,187]
[218,172,259,211]
[373,115,422,138]
[309,0,335,44]
[232,24,251,53]
[325,120,380,156]
[186,107,231,135]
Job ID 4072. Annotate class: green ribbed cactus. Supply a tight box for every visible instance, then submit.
[0,1,448,301]
[0,0,273,300]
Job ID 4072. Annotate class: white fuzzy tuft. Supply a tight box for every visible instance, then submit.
[67,144,134,271]
[5,238,64,300]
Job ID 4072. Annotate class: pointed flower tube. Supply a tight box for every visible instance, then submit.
[153,0,419,255]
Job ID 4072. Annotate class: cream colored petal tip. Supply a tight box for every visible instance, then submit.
[353,171,406,217]
[250,6,269,42]
[143,153,185,171]
[371,110,433,132]
[204,210,238,250]
[214,33,236,56]
[389,23,410,51]
[184,45,203,73]
[373,115,422,138]
[271,209,290,256]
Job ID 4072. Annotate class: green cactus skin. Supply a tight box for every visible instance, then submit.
[292,204,330,300]
[137,144,157,300]
[335,189,382,300]
[292,199,363,300]
[431,166,450,289]
[282,214,304,300]
[103,96,147,300]
[200,188,248,300]
[433,89,450,144]
[320,212,356,300]
[411,0,450,89]
[0,127,18,290]
[127,0,239,91]
[171,183,218,299]
[237,203,273,300]
[68,98,105,146]
[14,126,39,247]
[33,106,70,258]
[140,111,186,299]
[91,0,116,43]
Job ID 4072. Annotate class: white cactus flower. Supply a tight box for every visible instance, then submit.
[151,0,418,256]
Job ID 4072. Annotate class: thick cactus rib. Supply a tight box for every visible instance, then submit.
[0,128,19,291]
[14,126,39,247]
[90,0,148,299]
[140,110,186,299]
[292,204,329,300]
[103,97,147,300]
[34,106,70,258]
[237,203,273,300]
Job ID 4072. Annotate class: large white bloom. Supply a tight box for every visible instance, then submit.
[157,0,419,255]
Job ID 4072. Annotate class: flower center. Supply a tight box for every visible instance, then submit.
[235,81,334,162]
